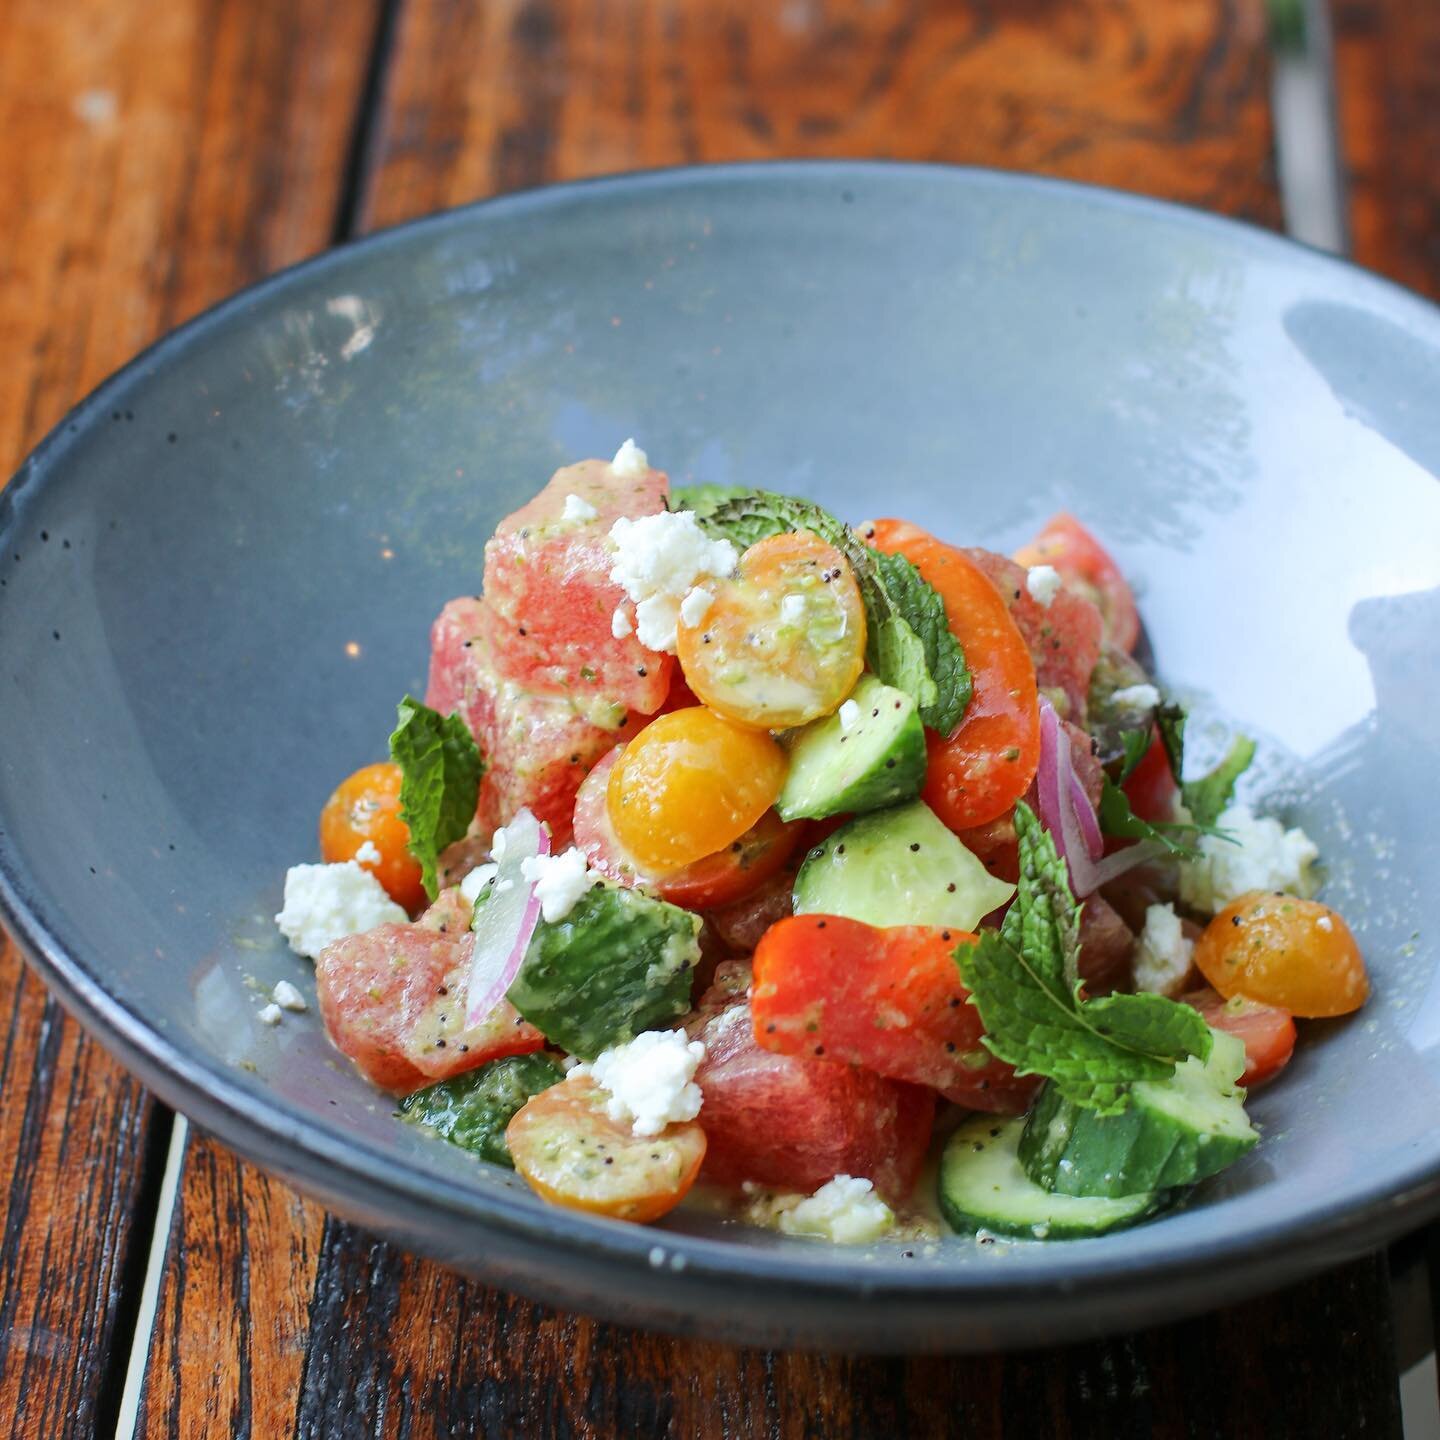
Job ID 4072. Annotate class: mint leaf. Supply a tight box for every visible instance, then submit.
[700,491,968,731]
[1183,735,1257,827]
[1098,779,1203,858]
[1113,727,1153,784]
[872,549,971,735]
[954,802,1210,1113]
[389,696,486,900]
[668,483,756,520]
[1156,702,1186,783]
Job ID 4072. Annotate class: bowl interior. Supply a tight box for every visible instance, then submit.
[2,165,1439,1337]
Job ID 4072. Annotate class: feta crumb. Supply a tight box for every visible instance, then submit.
[611,605,634,639]
[611,438,649,478]
[354,840,382,866]
[1133,903,1195,997]
[271,979,308,1012]
[573,1029,706,1137]
[520,847,597,923]
[608,510,737,654]
[257,1003,283,1027]
[275,861,406,959]
[1179,803,1320,915]
[778,1176,894,1245]
[562,492,599,522]
[779,593,806,625]
[838,699,861,731]
[679,586,714,627]
[1110,683,1161,712]
[1026,564,1063,607]
[459,863,498,905]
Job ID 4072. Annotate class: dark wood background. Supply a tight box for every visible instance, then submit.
[1,0,1436,1435]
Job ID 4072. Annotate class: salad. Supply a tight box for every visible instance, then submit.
[273,443,1369,1245]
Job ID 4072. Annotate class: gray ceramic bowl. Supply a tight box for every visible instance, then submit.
[2,163,1438,1352]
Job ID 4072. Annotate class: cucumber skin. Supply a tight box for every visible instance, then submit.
[399,1052,566,1168]
[1018,1070,1259,1199]
[938,1117,1166,1240]
[776,677,926,822]
[506,885,700,1060]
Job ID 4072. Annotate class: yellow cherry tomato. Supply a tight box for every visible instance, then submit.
[677,531,866,730]
[1194,892,1368,1018]
[606,707,786,871]
[506,1077,707,1223]
[319,761,427,912]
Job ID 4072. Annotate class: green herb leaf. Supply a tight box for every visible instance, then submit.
[872,549,971,735]
[1097,779,1203,858]
[667,483,757,520]
[1156,702,1187,783]
[699,491,969,730]
[1113,727,1153,784]
[1182,735,1257,827]
[389,696,486,901]
[954,802,1211,1114]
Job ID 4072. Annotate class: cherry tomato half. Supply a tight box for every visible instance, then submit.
[677,531,866,730]
[1013,512,1140,653]
[606,707,786,871]
[319,761,428,912]
[867,519,1040,831]
[1194,892,1368,1018]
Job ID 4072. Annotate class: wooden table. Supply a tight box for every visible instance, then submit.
[2,1,1437,1434]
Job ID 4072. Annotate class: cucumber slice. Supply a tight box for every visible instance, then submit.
[939,1116,1164,1240]
[776,676,925,821]
[400,1052,566,1167]
[1019,1029,1258,1198]
[793,800,1015,931]
[507,885,700,1060]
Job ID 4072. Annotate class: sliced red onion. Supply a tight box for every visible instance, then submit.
[1036,697,1122,897]
[464,808,549,1027]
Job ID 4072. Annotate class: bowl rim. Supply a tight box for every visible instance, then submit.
[3,159,1439,1325]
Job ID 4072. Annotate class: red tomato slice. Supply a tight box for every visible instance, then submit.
[1182,987,1297,1087]
[573,747,803,910]
[1122,731,1179,825]
[689,983,935,1202]
[867,519,1040,832]
[1013,512,1140,653]
[752,915,1040,1112]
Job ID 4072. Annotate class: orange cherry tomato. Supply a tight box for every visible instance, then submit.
[319,762,427,912]
[506,1076,707,1223]
[867,519,1040,831]
[606,707,786,871]
[1194,892,1368,1018]
[1014,512,1140,653]
[676,531,866,730]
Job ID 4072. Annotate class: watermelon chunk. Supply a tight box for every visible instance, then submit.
[483,457,674,714]
[965,546,1103,724]
[426,596,638,846]
[315,889,545,1093]
[687,966,934,1203]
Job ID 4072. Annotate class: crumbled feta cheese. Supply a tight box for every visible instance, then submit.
[779,593,806,625]
[611,605,634,639]
[257,1003,283,1027]
[354,840,382,866]
[1110,683,1161,712]
[1026,564,1063,607]
[611,438,649,478]
[271,979,308,1012]
[679,586,714,627]
[1133,903,1195,997]
[1179,803,1320,914]
[778,1175,895,1245]
[572,1029,706,1137]
[519,847,597,923]
[459,863,498,905]
[562,492,599,522]
[838,699,861,731]
[608,510,737,654]
[275,861,406,959]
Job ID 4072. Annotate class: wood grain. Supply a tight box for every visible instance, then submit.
[0,0,381,1433]
[1330,0,1440,298]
